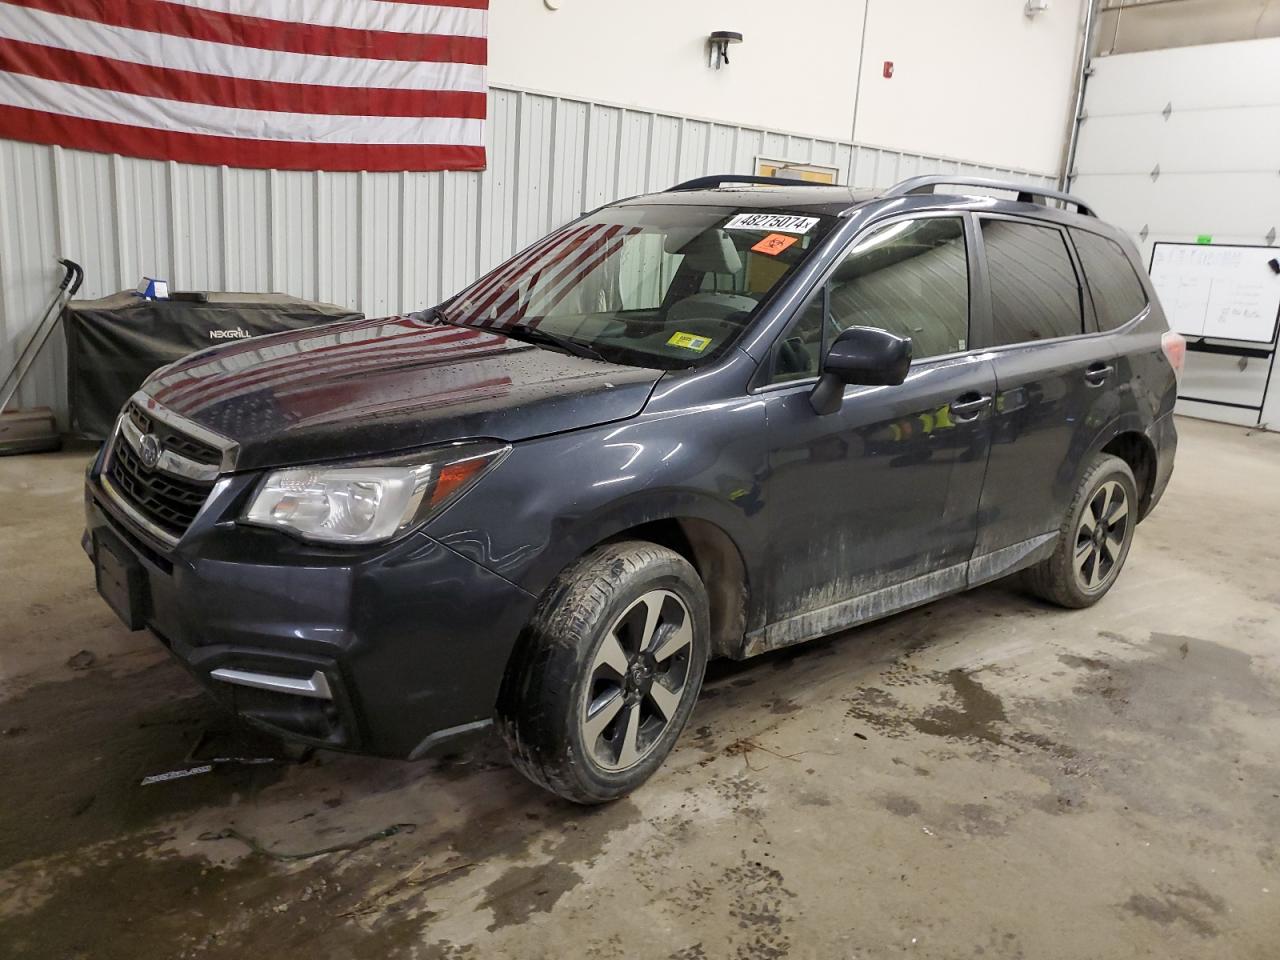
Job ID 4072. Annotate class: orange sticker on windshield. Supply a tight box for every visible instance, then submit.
[751,233,798,256]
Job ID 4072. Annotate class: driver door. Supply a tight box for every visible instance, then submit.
[756,215,996,652]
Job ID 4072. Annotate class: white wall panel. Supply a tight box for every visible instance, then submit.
[488,0,1085,173]
[0,85,1049,423]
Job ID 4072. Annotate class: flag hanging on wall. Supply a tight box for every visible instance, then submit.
[0,0,488,172]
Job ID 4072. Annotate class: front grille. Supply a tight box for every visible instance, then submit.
[107,430,217,540]
[127,403,221,466]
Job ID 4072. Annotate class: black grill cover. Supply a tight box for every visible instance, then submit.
[63,292,362,439]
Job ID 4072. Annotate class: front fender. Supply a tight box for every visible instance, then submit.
[424,397,770,613]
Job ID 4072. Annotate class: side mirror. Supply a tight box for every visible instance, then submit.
[810,326,912,415]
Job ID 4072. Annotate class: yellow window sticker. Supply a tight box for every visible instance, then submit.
[667,332,712,352]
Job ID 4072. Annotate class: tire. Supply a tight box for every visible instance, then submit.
[1023,454,1138,609]
[496,541,710,804]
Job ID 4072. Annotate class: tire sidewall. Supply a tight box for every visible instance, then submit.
[565,561,709,796]
[1061,457,1138,604]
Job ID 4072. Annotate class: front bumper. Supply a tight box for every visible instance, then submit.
[83,462,538,759]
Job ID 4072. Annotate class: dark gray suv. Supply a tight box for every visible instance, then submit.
[84,175,1182,802]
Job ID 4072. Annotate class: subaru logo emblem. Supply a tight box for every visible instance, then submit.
[139,433,162,468]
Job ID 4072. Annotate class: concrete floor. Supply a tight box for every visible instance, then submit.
[0,416,1277,959]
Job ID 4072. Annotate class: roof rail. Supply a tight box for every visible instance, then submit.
[666,174,844,192]
[882,175,1096,217]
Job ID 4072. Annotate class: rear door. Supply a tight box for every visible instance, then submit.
[758,215,996,649]
[971,215,1119,575]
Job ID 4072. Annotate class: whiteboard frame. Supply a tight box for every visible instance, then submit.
[1147,241,1280,347]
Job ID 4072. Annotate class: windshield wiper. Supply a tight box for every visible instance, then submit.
[506,326,607,363]
[413,305,470,329]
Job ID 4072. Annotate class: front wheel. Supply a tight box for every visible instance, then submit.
[497,541,709,804]
[1024,454,1138,608]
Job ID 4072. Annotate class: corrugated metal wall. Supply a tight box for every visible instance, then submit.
[0,84,1051,423]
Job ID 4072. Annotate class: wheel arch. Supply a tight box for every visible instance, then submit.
[518,496,757,662]
[1098,429,1158,520]
[597,516,749,660]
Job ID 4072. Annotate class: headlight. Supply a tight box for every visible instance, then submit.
[242,441,509,544]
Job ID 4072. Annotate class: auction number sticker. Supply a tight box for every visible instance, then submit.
[668,332,712,352]
[724,213,820,234]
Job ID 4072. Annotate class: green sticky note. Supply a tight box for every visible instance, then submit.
[1195,235,1213,244]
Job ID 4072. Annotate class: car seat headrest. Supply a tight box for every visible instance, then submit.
[668,229,743,275]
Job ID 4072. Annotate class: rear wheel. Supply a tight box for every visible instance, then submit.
[1024,454,1137,608]
[497,541,709,804]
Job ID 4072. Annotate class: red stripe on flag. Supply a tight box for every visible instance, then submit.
[0,39,487,118]
[0,105,486,172]
[6,0,488,64]
[383,0,488,7]
[0,39,486,119]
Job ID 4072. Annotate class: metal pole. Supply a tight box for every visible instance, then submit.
[849,0,873,147]
[1060,0,1100,192]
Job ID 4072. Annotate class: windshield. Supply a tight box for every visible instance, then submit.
[441,204,837,369]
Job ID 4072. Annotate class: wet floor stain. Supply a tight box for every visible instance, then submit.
[0,661,291,871]
[479,862,583,932]
[477,800,641,932]
[1121,882,1227,939]
[1057,654,1108,672]
[909,669,1008,746]
[878,793,922,818]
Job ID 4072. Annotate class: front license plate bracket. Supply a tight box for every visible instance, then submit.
[94,530,149,631]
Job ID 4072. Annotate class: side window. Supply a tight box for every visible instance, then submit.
[1070,228,1149,331]
[768,217,970,383]
[770,289,825,383]
[981,219,1083,345]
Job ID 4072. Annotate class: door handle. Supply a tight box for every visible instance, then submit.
[949,393,992,420]
[1084,363,1114,386]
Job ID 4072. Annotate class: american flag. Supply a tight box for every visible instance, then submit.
[0,0,487,172]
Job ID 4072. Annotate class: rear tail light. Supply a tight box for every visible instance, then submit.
[1161,331,1186,382]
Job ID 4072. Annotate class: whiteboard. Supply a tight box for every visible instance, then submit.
[1148,243,1280,344]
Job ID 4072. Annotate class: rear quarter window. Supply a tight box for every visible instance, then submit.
[981,219,1083,345]
[1070,228,1149,331]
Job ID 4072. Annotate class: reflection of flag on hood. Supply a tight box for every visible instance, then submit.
[0,0,488,172]
[149,317,506,423]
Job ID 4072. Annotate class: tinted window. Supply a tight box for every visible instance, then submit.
[1070,228,1148,331]
[770,217,969,382]
[981,219,1083,345]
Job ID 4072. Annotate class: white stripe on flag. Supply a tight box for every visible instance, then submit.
[0,6,487,92]
[0,72,486,145]
[167,0,488,38]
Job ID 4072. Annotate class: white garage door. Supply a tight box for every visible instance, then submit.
[1070,36,1280,430]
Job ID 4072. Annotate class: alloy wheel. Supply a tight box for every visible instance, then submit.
[580,589,694,772]
[1073,479,1130,592]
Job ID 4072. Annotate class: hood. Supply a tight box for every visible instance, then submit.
[141,315,662,471]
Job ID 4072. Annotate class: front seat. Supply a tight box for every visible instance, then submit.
[666,229,757,327]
